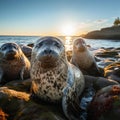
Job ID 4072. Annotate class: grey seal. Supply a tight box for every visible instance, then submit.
[30,36,85,120]
[71,38,101,76]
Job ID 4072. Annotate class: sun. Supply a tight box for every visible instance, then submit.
[60,24,76,36]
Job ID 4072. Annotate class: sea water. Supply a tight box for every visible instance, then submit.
[0,36,120,50]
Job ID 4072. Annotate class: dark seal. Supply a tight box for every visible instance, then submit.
[30,36,85,120]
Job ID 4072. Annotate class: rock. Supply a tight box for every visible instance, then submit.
[104,62,120,82]
[0,87,30,120]
[115,47,120,51]
[97,59,115,69]
[107,68,120,83]
[0,87,66,120]
[95,51,118,57]
[14,101,66,120]
[0,74,118,120]
[87,85,120,120]
[27,43,34,48]
[84,26,120,40]
[4,79,31,93]
[0,108,8,120]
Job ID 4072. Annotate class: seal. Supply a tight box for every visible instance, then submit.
[70,38,101,76]
[0,42,30,84]
[30,36,85,120]
[19,44,32,61]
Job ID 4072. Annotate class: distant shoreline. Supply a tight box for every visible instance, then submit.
[83,26,120,40]
[0,35,80,37]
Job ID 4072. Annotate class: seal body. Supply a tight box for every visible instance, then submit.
[0,43,30,84]
[31,36,85,120]
[19,44,32,61]
[71,38,101,76]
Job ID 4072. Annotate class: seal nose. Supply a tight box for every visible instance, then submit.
[44,49,52,54]
[6,49,16,56]
[8,49,16,54]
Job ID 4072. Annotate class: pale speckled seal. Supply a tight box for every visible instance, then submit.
[71,38,101,76]
[0,43,30,84]
[30,36,85,120]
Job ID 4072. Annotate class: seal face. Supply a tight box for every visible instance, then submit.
[0,42,30,84]
[31,36,85,119]
[71,38,101,76]
[31,36,68,102]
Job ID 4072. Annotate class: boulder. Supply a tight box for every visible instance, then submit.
[4,79,31,93]
[87,85,120,120]
[95,51,118,57]
[0,87,66,120]
[104,62,120,83]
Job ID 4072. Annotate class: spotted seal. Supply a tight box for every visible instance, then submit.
[30,36,85,120]
[0,43,30,84]
[71,38,101,76]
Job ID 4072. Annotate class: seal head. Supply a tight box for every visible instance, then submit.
[0,43,21,60]
[33,37,65,68]
[0,42,30,84]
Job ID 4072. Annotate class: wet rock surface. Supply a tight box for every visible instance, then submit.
[87,85,120,120]
[0,86,67,120]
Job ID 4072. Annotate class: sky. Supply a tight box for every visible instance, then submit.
[0,0,120,36]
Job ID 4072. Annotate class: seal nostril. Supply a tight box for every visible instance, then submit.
[8,50,15,54]
[44,49,52,54]
[49,49,52,54]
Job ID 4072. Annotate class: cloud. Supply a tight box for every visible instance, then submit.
[94,19,108,24]
[75,19,111,35]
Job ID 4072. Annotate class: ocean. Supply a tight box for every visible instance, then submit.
[0,36,120,51]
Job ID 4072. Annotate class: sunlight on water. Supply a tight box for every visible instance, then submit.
[65,36,73,51]
[0,36,120,50]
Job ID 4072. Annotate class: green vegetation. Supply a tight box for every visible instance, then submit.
[114,17,120,26]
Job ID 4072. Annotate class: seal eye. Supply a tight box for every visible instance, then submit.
[13,45,18,49]
[54,42,60,48]
[1,46,7,51]
[35,42,43,48]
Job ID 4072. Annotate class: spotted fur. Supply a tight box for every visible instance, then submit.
[30,36,85,120]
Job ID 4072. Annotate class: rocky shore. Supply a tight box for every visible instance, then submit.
[83,26,120,39]
[0,42,120,120]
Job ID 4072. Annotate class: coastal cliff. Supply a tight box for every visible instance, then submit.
[83,26,120,39]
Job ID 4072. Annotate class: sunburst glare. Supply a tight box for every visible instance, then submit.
[60,24,76,36]
[65,36,73,51]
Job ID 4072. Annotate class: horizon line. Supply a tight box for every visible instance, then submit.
[0,35,81,37]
